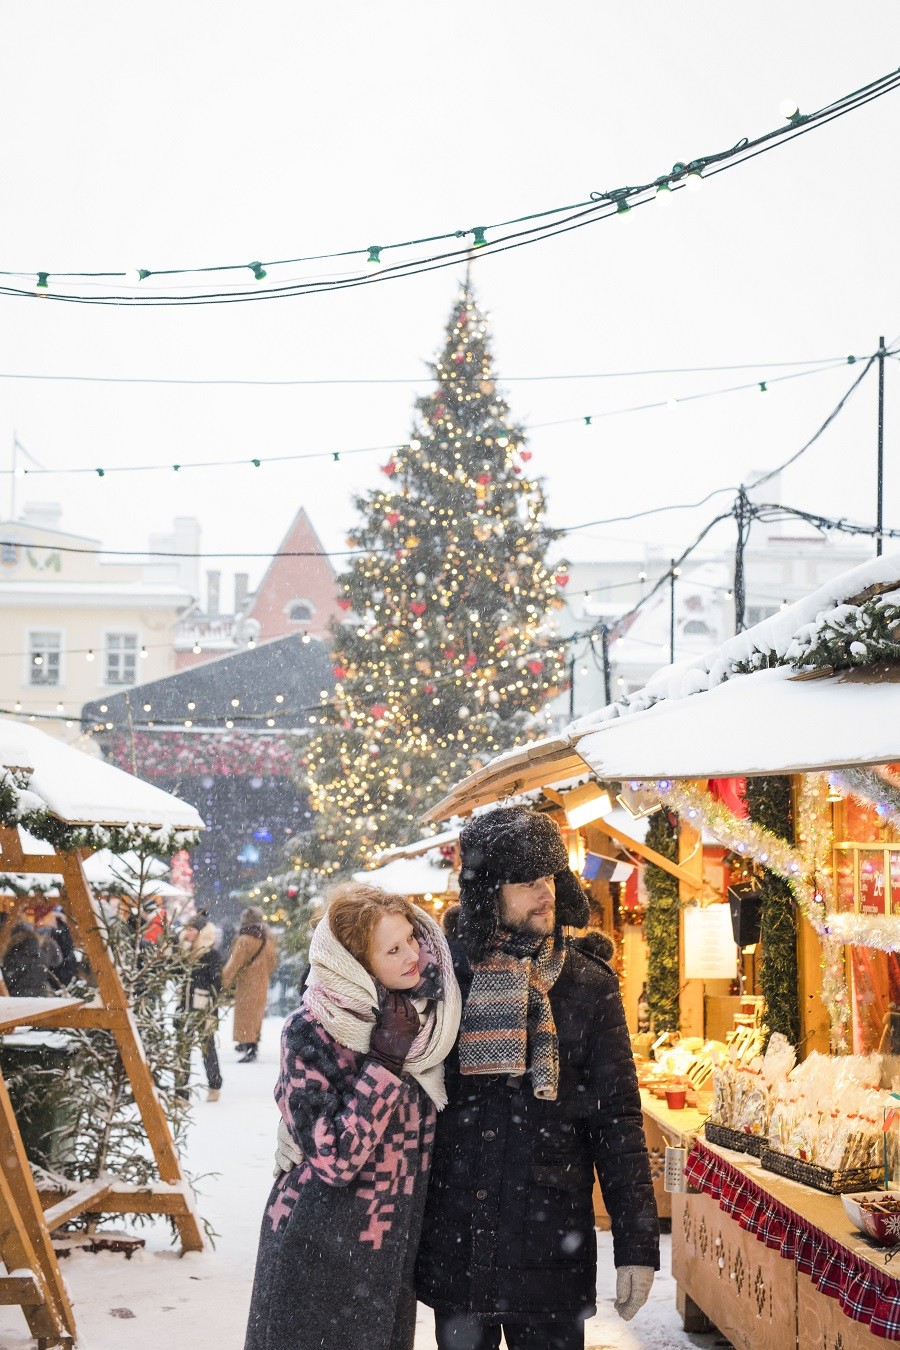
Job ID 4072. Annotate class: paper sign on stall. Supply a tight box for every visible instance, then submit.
[683,903,738,980]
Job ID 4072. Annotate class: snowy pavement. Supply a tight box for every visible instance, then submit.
[0,1015,722,1350]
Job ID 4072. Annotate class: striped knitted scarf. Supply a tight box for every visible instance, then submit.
[458,927,566,1100]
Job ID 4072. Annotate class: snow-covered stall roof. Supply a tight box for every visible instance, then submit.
[353,855,457,896]
[374,828,460,862]
[0,720,203,832]
[575,664,900,780]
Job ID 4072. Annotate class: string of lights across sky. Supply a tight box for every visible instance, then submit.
[1,68,898,306]
[0,351,885,483]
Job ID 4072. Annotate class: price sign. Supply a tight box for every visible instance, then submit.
[859,850,889,916]
[684,904,738,980]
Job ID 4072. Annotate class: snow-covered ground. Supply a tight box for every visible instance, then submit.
[0,1015,715,1350]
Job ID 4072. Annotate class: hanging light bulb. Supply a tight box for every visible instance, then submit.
[780,99,801,122]
[685,171,703,193]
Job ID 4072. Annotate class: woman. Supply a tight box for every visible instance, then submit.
[244,883,461,1350]
[222,906,278,1062]
[176,911,224,1102]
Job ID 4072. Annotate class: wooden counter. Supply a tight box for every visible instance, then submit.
[674,1140,900,1348]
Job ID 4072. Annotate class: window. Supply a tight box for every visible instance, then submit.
[106,633,138,686]
[28,631,61,686]
[287,600,314,623]
[683,619,713,637]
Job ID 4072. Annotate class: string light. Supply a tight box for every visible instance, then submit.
[3,65,893,307]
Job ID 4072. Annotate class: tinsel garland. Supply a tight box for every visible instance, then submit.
[745,776,800,1048]
[828,765,900,828]
[0,767,199,858]
[643,809,681,1033]
[651,777,851,1051]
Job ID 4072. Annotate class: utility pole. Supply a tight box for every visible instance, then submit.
[877,335,886,557]
[669,560,676,664]
[733,487,750,634]
[567,651,576,719]
[599,625,612,705]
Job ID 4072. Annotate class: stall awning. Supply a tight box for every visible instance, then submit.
[0,720,204,831]
[375,828,460,862]
[575,664,900,781]
[353,856,457,896]
[421,736,590,823]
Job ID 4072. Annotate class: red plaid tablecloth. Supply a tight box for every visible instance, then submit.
[685,1142,900,1340]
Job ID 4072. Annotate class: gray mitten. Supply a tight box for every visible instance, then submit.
[273,1117,304,1178]
[614,1265,655,1320]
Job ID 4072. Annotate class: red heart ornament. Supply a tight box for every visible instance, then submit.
[337,598,352,610]
[411,601,427,616]
[333,665,347,679]
[555,574,570,587]
[385,511,401,527]
[519,450,532,462]
[371,704,387,719]
[528,659,544,674]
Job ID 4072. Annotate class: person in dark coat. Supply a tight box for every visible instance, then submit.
[415,805,659,1350]
[32,903,79,988]
[1,919,52,997]
[176,912,224,1101]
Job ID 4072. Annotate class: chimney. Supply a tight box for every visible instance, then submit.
[234,573,249,614]
[206,570,221,615]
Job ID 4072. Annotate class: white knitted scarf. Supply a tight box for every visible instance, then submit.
[303,904,461,1109]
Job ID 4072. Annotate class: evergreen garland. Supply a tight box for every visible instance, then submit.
[745,775,800,1045]
[644,809,681,1032]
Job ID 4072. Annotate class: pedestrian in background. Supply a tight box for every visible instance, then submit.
[177,910,224,1102]
[223,906,278,1062]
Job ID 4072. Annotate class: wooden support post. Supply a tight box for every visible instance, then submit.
[678,818,706,1037]
[0,1073,75,1344]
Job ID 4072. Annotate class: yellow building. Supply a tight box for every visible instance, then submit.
[0,504,195,743]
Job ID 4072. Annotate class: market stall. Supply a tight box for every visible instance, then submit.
[423,552,900,1345]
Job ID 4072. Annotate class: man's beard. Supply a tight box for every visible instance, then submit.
[499,908,556,939]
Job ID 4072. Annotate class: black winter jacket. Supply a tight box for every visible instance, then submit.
[415,938,659,1322]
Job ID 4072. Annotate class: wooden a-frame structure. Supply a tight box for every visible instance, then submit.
[0,720,206,1345]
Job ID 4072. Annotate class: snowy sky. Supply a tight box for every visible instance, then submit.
[1,2,899,597]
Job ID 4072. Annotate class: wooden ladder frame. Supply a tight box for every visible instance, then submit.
[0,826,204,1253]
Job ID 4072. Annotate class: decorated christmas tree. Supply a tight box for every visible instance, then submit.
[290,280,567,893]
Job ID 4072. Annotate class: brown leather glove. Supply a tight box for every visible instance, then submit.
[367,992,420,1075]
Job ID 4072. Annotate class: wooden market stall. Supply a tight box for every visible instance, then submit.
[0,718,205,1346]
[423,553,900,1345]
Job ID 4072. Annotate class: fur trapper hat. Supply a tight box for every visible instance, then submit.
[457,805,590,958]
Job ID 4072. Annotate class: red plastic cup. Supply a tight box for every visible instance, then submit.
[665,1088,687,1110]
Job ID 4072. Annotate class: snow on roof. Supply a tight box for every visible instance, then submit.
[353,855,457,895]
[0,720,204,831]
[374,828,459,862]
[570,550,900,736]
[575,664,900,780]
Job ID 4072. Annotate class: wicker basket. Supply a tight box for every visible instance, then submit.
[760,1148,882,1195]
[704,1121,765,1158]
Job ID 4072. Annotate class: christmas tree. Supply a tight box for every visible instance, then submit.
[290,279,567,894]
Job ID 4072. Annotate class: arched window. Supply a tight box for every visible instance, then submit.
[287,599,315,623]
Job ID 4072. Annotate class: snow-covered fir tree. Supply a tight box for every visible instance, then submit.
[289,281,567,895]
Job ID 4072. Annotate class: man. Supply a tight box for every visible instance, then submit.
[415,805,659,1349]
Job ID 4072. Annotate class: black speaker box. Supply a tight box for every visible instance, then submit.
[727,882,762,947]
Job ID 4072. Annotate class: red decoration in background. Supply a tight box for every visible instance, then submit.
[519,450,532,462]
[385,511,401,527]
[424,683,435,694]
[512,465,522,474]
[708,777,748,819]
[477,473,492,486]
[102,730,296,781]
[381,459,398,477]
[337,598,352,610]
[411,601,427,616]
[528,659,544,674]
[370,704,387,720]
[333,664,348,679]
[465,652,478,669]
[555,574,570,587]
